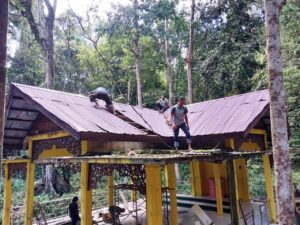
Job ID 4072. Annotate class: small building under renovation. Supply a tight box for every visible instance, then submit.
[2,83,275,225]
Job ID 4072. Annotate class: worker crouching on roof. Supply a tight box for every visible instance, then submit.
[89,87,116,114]
[170,96,193,152]
[156,95,169,113]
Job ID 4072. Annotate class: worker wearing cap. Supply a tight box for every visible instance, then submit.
[170,96,193,151]
[89,87,115,114]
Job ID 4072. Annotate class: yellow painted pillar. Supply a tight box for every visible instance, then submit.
[225,138,240,224]
[108,175,114,206]
[146,164,163,225]
[190,160,202,196]
[24,140,36,225]
[263,155,276,223]
[24,162,36,225]
[165,163,179,225]
[130,180,137,202]
[239,159,250,201]
[213,164,223,215]
[80,141,92,225]
[2,164,12,225]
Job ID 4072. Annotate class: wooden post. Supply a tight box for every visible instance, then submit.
[2,164,12,225]
[108,175,114,207]
[234,159,250,201]
[263,155,276,223]
[190,160,202,196]
[165,163,178,225]
[80,141,92,225]
[24,162,36,225]
[24,141,36,225]
[227,160,240,225]
[146,164,163,225]
[213,164,223,215]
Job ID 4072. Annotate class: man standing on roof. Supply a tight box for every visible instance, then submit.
[89,87,115,114]
[156,95,169,113]
[170,96,193,152]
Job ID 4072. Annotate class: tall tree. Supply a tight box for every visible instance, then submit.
[12,0,57,88]
[164,19,174,106]
[133,0,143,107]
[264,0,295,223]
[186,0,195,104]
[0,0,9,187]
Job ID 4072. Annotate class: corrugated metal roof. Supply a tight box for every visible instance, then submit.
[9,83,147,137]
[4,83,269,148]
[107,89,269,137]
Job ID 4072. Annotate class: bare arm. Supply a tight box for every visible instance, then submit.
[170,111,176,128]
[185,114,189,127]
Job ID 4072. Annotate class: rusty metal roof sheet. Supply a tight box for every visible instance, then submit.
[4,83,269,148]
[5,84,147,145]
[107,89,269,137]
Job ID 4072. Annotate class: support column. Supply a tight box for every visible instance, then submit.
[24,162,36,225]
[190,160,202,196]
[213,164,223,215]
[227,160,240,225]
[131,179,137,202]
[165,163,178,225]
[146,164,163,225]
[2,164,12,225]
[108,175,114,207]
[263,155,276,223]
[80,141,92,225]
[239,159,250,201]
[25,141,36,225]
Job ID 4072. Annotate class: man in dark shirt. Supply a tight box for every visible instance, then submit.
[89,87,115,114]
[170,96,193,151]
[69,196,80,225]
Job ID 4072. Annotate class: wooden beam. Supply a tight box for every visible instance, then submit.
[227,160,240,225]
[28,130,70,141]
[190,160,202,196]
[80,141,92,225]
[2,164,12,225]
[263,154,276,223]
[165,163,178,225]
[146,164,163,225]
[7,118,35,122]
[213,163,223,215]
[10,108,39,113]
[249,128,267,135]
[4,127,29,131]
[4,136,25,140]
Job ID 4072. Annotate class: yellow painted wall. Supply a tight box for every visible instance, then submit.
[200,162,229,197]
[38,147,72,159]
[239,140,261,152]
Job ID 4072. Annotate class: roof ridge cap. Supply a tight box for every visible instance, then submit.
[187,89,269,107]
[13,83,89,99]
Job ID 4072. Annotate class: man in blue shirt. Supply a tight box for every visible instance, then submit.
[170,96,193,151]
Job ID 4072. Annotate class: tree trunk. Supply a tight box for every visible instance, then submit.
[133,0,143,108]
[45,165,58,195]
[45,48,54,88]
[186,0,195,104]
[165,19,173,106]
[0,0,9,189]
[264,0,295,223]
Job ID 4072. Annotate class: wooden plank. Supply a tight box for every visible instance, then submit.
[227,159,240,225]
[191,205,213,225]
